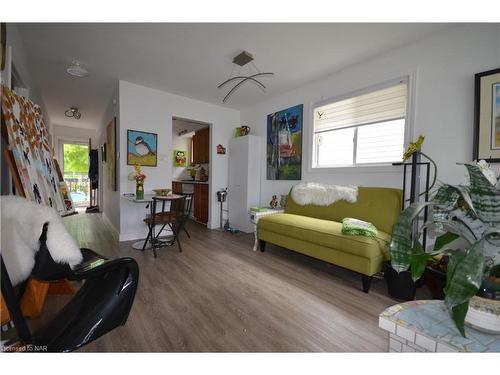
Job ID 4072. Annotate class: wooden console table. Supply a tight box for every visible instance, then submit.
[379,300,500,352]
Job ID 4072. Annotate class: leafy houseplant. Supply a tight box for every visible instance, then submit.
[390,161,500,336]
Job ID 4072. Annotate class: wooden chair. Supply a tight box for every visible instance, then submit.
[143,195,186,258]
[178,192,194,238]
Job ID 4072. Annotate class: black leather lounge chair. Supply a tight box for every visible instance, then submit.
[1,226,139,352]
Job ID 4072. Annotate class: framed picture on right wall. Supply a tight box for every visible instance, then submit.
[474,68,500,162]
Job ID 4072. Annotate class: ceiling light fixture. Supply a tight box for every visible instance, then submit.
[64,107,82,120]
[66,60,89,78]
[217,51,274,103]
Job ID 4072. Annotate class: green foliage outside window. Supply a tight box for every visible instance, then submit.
[63,144,88,173]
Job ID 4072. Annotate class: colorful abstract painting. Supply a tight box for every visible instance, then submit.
[267,104,303,180]
[1,85,74,215]
[127,130,157,167]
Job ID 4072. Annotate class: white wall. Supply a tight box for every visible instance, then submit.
[240,24,500,206]
[3,24,46,128]
[118,80,239,241]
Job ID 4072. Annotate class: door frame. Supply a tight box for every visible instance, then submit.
[172,116,213,228]
[57,137,91,207]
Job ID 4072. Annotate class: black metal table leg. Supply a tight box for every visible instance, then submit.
[173,223,182,253]
[141,227,152,251]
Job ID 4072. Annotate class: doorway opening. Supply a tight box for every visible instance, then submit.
[172,117,212,226]
[62,142,90,211]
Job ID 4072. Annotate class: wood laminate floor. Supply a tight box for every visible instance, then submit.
[32,213,420,352]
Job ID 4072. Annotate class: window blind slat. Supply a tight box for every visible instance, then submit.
[315,81,407,132]
[316,97,407,124]
[315,108,405,131]
[317,90,406,117]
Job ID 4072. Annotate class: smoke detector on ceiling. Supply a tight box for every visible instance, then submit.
[66,60,89,78]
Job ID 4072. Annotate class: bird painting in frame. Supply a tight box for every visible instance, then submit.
[127,129,158,167]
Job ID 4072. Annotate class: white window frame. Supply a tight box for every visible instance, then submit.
[309,73,416,173]
[56,136,89,171]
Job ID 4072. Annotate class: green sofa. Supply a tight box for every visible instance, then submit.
[258,187,402,292]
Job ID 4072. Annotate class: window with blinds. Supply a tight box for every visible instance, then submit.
[313,79,408,167]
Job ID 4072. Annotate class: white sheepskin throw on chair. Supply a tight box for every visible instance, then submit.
[291,182,358,206]
[0,196,82,286]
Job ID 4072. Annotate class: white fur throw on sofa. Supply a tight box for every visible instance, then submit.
[0,196,82,286]
[290,182,358,206]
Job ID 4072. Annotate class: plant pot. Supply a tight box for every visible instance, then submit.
[424,266,446,300]
[477,276,500,301]
[464,296,500,334]
[384,262,416,301]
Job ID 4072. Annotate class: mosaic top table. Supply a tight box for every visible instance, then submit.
[379,300,500,352]
[248,208,284,251]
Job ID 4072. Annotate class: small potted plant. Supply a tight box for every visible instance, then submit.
[128,164,146,199]
[389,160,500,336]
[384,262,418,301]
[187,165,198,181]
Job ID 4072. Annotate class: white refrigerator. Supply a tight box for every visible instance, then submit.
[228,135,261,233]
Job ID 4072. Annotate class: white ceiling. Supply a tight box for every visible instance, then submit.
[17,23,452,130]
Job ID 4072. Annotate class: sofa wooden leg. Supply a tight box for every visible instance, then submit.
[259,240,266,252]
[362,275,373,293]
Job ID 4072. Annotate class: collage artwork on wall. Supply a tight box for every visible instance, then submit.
[266,104,303,180]
[173,149,187,167]
[127,129,158,167]
[1,85,75,215]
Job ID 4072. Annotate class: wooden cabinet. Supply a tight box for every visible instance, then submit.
[192,128,209,164]
[174,181,209,225]
[193,183,209,224]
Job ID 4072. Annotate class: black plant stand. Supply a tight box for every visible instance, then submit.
[392,152,432,248]
[386,152,436,300]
